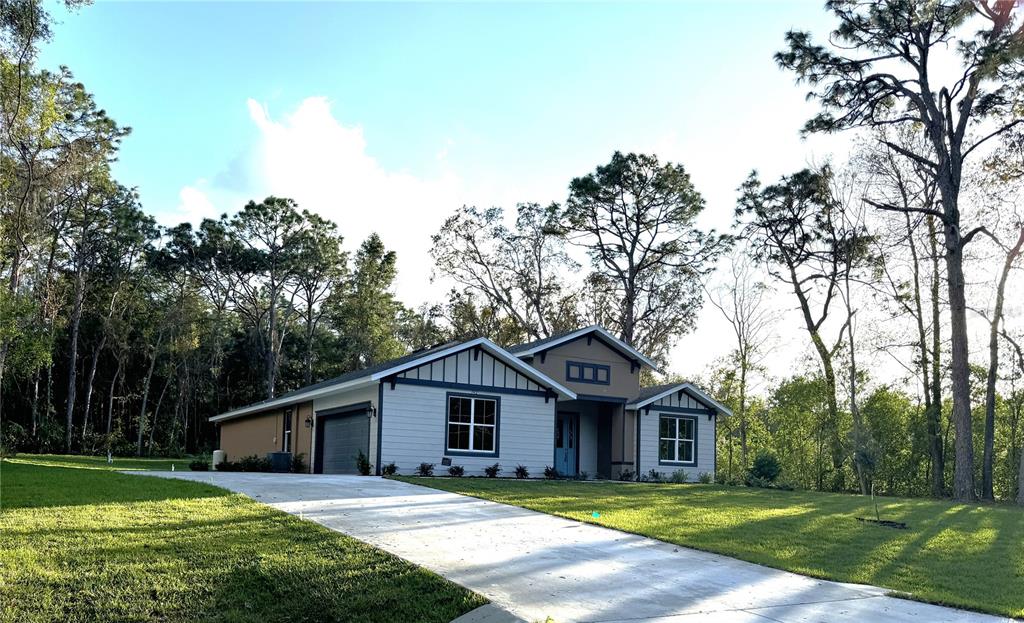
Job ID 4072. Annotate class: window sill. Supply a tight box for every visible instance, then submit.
[445,449,499,458]
[658,460,696,467]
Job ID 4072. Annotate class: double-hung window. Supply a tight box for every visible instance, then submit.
[658,415,695,464]
[446,395,497,454]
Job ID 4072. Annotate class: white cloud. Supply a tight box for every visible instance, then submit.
[171,184,218,225]
[174,96,466,305]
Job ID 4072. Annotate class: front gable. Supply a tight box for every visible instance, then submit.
[395,347,549,395]
[523,336,641,400]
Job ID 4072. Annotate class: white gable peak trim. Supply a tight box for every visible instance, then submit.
[370,337,577,400]
[510,325,660,372]
[627,382,733,416]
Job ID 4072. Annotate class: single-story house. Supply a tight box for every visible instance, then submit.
[210,325,731,479]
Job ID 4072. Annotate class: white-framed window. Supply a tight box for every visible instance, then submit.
[282,409,293,452]
[658,415,695,464]
[446,395,497,454]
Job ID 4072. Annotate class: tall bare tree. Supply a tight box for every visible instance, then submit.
[432,203,580,341]
[778,0,1024,501]
[738,166,868,491]
[704,245,773,468]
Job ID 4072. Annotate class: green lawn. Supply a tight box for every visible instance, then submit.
[3,453,195,472]
[401,477,1024,618]
[0,459,485,623]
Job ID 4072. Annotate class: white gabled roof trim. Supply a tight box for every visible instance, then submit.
[627,382,733,417]
[209,376,376,423]
[369,337,577,400]
[510,325,660,372]
[210,337,577,423]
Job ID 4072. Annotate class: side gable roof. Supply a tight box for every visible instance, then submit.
[626,382,733,416]
[210,338,576,423]
[509,325,660,372]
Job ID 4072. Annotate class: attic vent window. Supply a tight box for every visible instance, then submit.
[566,361,610,385]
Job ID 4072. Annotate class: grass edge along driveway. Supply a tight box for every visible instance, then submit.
[399,476,1024,619]
[0,458,486,623]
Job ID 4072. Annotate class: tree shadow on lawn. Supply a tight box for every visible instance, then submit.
[0,461,228,510]
[1,480,485,623]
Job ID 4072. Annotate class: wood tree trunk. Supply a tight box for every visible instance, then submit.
[105,356,122,436]
[80,336,107,444]
[63,265,86,452]
[982,227,1024,500]
[927,216,945,496]
[944,222,975,502]
[136,331,163,456]
[1019,438,1024,506]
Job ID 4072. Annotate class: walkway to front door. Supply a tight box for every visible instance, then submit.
[141,472,1002,623]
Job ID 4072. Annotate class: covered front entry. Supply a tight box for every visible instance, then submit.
[314,403,371,474]
[554,412,578,477]
[556,399,635,480]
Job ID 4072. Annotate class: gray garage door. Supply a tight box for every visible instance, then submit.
[319,411,370,474]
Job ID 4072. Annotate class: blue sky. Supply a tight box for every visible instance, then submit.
[44,1,844,378]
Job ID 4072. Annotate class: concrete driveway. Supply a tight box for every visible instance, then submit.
[143,472,1011,623]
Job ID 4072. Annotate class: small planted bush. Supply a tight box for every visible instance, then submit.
[484,463,501,478]
[189,459,210,471]
[355,450,371,476]
[416,462,435,477]
[215,460,238,472]
[238,455,272,472]
[381,462,398,476]
[448,464,465,477]
[576,470,589,481]
[514,464,529,479]
[543,465,559,479]
[748,451,782,484]
[618,468,636,481]
[645,469,665,483]
[669,470,688,484]
[697,471,713,484]
[291,453,307,473]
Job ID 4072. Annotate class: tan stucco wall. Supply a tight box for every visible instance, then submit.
[529,338,641,400]
[217,400,314,472]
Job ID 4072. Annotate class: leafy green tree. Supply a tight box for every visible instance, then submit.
[334,234,406,369]
[737,167,867,491]
[228,197,306,399]
[563,152,729,364]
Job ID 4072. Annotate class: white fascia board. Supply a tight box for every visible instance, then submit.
[627,382,733,417]
[209,377,376,423]
[511,325,661,372]
[370,337,577,400]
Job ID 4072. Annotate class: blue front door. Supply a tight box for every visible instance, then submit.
[554,412,577,477]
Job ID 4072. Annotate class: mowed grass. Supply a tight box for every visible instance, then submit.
[4,452,193,472]
[0,460,486,623]
[402,477,1024,618]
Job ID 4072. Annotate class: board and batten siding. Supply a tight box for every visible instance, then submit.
[396,348,546,393]
[380,382,555,476]
[636,388,717,478]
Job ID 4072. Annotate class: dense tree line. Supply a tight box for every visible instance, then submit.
[3,0,1024,506]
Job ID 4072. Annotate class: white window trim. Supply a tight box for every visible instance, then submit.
[446,395,497,454]
[658,415,696,465]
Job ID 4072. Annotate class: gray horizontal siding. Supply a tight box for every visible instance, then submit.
[638,408,715,479]
[380,382,554,476]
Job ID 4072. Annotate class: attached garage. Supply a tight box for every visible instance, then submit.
[314,403,372,474]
